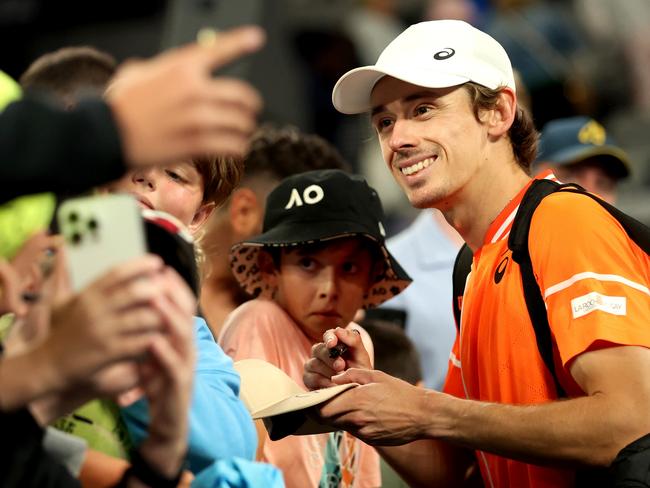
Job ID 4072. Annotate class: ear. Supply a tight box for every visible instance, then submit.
[485,87,517,139]
[188,202,216,234]
[257,249,278,289]
[229,188,264,239]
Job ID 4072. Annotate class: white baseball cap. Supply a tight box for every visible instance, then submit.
[332,19,516,114]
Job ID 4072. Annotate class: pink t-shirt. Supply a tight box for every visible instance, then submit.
[219,299,381,488]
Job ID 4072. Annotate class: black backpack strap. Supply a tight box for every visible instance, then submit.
[610,432,650,487]
[452,243,474,331]
[508,179,568,397]
[558,188,650,254]
[509,179,650,398]
[454,177,650,400]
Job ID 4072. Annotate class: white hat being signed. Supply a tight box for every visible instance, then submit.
[234,358,357,440]
[332,19,515,114]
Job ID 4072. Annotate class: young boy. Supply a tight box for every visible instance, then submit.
[102,155,261,473]
[199,124,351,338]
[219,169,412,488]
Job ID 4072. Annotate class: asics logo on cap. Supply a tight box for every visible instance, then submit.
[284,184,325,209]
[433,48,455,60]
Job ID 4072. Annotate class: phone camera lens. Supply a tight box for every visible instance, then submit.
[71,232,82,245]
[88,218,98,231]
[68,212,79,223]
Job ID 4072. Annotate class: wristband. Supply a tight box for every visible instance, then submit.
[118,448,183,488]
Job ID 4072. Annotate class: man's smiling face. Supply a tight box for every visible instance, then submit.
[370,77,491,210]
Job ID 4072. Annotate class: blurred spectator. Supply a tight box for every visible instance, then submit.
[484,0,590,126]
[18,43,257,477]
[535,116,631,204]
[339,0,409,219]
[97,148,259,477]
[424,0,480,26]
[343,0,405,66]
[1,27,285,486]
[513,68,532,114]
[1,251,197,488]
[20,46,117,108]
[574,0,650,114]
[293,28,362,169]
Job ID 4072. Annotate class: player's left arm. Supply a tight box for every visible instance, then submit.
[567,344,650,464]
[530,192,650,464]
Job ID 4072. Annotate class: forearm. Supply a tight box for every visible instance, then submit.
[1,339,97,422]
[137,436,186,479]
[29,387,94,426]
[377,440,479,488]
[0,349,63,412]
[430,390,643,467]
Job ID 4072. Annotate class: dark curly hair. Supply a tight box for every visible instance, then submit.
[463,82,539,173]
[244,125,352,182]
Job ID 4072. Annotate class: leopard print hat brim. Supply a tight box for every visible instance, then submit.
[229,233,411,308]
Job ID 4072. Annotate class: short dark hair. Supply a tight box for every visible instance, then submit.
[463,82,539,173]
[245,125,352,182]
[20,46,117,104]
[359,319,422,385]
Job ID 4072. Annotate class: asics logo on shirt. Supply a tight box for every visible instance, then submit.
[494,256,509,284]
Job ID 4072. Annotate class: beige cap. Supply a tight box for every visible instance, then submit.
[234,358,357,440]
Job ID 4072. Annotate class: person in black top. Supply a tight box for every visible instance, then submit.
[0,25,265,204]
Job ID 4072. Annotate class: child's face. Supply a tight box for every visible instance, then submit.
[105,163,213,232]
[269,238,375,342]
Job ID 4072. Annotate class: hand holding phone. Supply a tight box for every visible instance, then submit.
[57,194,146,291]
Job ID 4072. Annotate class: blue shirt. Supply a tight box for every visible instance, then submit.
[121,317,258,473]
[380,211,459,390]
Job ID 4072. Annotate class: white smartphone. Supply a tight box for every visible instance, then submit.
[57,194,146,291]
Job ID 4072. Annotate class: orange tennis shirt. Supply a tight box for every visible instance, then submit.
[443,172,650,488]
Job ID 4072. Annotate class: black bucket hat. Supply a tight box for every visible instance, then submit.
[229,169,411,308]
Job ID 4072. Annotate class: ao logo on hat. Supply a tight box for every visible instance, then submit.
[284,184,325,209]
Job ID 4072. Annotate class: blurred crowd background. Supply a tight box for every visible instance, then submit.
[2,0,648,232]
